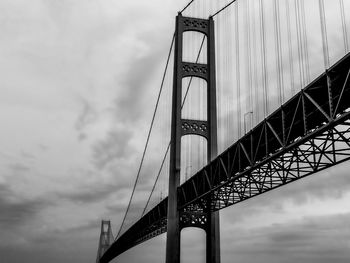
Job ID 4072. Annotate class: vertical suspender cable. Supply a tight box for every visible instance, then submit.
[225,10,229,146]
[251,0,259,123]
[245,0,253,130]
[217,17,222,147]
[273,0,284,105]
[319,0,330,69]
[300,0,310,83]
[226,9,231,146]
[286,0,296,95]
[295,0,305,87]
[339,0,349,53]
[259,0,268,117]
[235,3,242,139]
[278,0,284,103]
[227,8,234,143]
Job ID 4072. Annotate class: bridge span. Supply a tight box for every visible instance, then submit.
[100,51,350,263]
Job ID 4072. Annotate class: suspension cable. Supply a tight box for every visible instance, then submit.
[251,0,259,124]
[180,0,196,14]
[212,0,238,17]
[235,2,242,138]
[182,35,206,107]
[295,0,304,87]
[116,34,175,239]
[259,0,268,116]
[286,0,295,95]
[245,0,253,126]
[141,142,171,216]
[319,0,330,69]
[340,0,349,53]
[300,0,310,83]
[273,0,284,105]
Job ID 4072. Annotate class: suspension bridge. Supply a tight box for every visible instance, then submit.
[96,0,350,262]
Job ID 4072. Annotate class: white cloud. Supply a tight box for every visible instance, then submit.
[0,0,350,263]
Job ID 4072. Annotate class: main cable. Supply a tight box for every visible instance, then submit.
[116,34,175,239]
[182,35,206,107]
[212,0,238,17]
[141,142,171,216]
[181,0,196,14]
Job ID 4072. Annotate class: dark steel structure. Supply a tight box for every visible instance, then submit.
[100,50,350,263]
[166,14,220,263]
[178,52,350,212]
[96,220,114,263]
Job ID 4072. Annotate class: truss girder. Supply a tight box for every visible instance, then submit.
[100,53,350,262]
[207,123,350,210]
[178,52,350,210]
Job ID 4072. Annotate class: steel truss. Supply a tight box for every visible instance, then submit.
[205,119,350,210]
[179,52,350,211]
[100,52,350,263]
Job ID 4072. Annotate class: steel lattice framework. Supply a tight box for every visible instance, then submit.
[100,52,350,263]
[96,220,114,263]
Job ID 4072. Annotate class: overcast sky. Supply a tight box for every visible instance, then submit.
[1,1,350,263]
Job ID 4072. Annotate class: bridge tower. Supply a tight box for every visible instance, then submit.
[166,13,220,263]
[96,220,114,263]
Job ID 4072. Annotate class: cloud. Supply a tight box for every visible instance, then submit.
[99,12,173,127]
[0,184,48,227]
[7,162,31,174]
[0,1,184,263]
[221,213,350,263]
[57,180,121,205]
[49,166,130,205]
[37,144,49,152]
[20,151,36,160]
[92,128,134,170]
[59,185,114,204]
[0,217,99,263]
[1,1,349,263]
[75,98,98,141]
[114,47,166,122]
[75,98,98,131]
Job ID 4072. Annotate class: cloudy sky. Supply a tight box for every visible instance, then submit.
[0,0,350,263]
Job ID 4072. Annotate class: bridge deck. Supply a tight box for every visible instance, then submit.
[100,52,350,263]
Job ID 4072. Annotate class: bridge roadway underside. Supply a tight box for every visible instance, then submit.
[100,52,350,262]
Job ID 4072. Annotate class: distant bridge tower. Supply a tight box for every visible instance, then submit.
[166,14,220,263]
[96,220,114,263]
